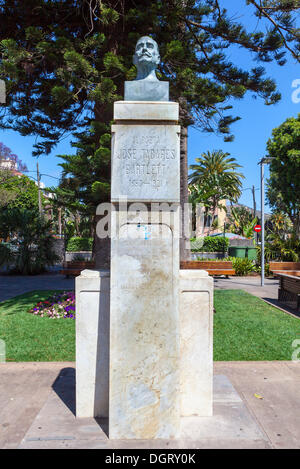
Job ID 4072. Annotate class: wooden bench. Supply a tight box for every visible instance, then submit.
[61,261,96,278]
[269,262,300,277]
[180,261,235,278]
[276,272,300,311]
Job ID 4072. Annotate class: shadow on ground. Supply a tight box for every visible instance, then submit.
[52,367,76,416]
[262,297,300,319]
[51,367,109,437]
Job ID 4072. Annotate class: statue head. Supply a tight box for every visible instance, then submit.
[133,36,160,81]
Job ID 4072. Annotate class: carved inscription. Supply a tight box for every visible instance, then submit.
[112,124,180,201]
[115,133,176,190]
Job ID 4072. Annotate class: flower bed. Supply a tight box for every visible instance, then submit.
[28,291,75,319]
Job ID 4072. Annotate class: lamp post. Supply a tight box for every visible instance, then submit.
[258,157,274,287]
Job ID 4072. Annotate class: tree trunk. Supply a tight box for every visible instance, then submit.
[93,214,111,269]
[58,208,62,237]
[93,102,113,269]
[180,125,191,261]
[74,211,81,237]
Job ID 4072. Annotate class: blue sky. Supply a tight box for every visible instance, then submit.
[0,1,299,212]
[188,54,300,212]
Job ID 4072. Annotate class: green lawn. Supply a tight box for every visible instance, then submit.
[0,289,299,362]
[0,290,75,362]
[214,290,300,361]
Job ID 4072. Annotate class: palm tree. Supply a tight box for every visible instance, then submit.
[189,150,244,233]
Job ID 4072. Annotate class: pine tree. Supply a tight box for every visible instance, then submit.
[0,0,299,264]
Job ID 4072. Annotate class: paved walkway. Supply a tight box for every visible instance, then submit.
[0,362,299,449]
[214,275,278,298]
[0,274,75,303]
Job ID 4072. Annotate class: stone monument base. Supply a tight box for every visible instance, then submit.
[19,371,269,449]
[76,269,213,422]
[76,270,110,419]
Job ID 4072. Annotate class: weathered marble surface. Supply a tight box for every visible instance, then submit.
[179,270,214,417]
[125,81,169,102]
[109,213,180,439]
[111,124,180,202]
[76,270,110,418]
[109,99,181,439]
[75,267,213,424]
[114,101,178,121]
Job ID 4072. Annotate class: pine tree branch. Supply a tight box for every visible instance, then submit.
[248,0,300,61]
[184,17,264,54]
[258,0,300,12]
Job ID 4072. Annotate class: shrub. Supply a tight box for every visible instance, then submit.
[0,208,59,274]
[256,239,299,262]
[228,257,255,276]
[191,236,229,253]
[254,263,270,277]
[66,237,93,252]
[194,255,257,276]
[0,242,14,266]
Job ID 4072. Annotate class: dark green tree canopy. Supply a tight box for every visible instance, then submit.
[0,0,299,155]
[266,113,300,234]
[0,170,39,210]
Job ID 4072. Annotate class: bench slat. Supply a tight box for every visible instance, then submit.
[180,260,235,276]
[61,261,95,277]
[181,261,233,269]
[270,262,300,271]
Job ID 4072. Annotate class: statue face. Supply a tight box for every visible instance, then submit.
[133,37,160,67]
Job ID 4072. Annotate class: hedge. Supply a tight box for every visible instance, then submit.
[66,237,93,252]
[190,236,229,253]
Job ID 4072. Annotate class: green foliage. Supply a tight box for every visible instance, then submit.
[227,206,257,240]
[254,262,271,277]
[266,114,300,234]
[0,242,14,266]
[193,254,255,275]
[189,151,244,232]
[66,237,93,252]
[99,5,120,25]
[52,121,111,243]
[190,236,229,253]
[242,218,258,240]
[0,208,59,275]
[266,211,293,240]
[256,237,300,262]
[0,1,299,156]
[227,256,255,276]
[0,171,39,210]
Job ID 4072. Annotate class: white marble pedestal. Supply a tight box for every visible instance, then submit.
[75,270,110,418]
[180,270,213,417]
[75,102,214,437]
[75,269,214,422]
[109,101,180,440]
